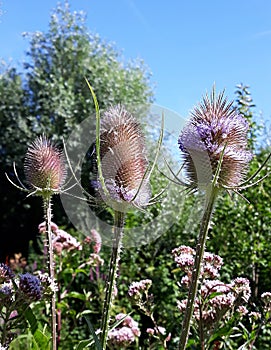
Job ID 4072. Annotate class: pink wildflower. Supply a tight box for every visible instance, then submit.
[90,229,102,254]
[108,313,140,346]
[38,221,58,234]
[237,305,249,316]
[38,222,82,255]
[128,279,152,297]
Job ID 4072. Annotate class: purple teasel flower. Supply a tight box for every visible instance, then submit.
[178,89,253,191]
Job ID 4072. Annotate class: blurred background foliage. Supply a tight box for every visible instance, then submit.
[1,2,271,349]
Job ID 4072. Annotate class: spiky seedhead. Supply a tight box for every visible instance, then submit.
[24,135,67,193]
[178,89,253,189]
[99,105,151,209]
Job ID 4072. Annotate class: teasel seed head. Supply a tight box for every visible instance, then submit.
[24,135,67,194]
[99,105,151,209]
[178,89,253,190]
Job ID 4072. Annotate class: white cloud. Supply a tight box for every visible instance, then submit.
[253,30,271,38]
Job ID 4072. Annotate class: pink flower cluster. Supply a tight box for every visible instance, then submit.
[174,245,251,327]
[128,279,152,298]
[172,245,223,285]
[39,222,82,255]
[230,277,251,303]
[83,229,102,254]
[108,313,140,346]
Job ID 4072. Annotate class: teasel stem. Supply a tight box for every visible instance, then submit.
[179,185,218,350]
[101,210,125,350]
[178,145,227,349]
[43,195,57,350]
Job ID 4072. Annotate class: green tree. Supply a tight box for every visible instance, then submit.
[23,2,152,139]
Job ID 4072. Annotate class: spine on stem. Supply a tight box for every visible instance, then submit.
[43,196,57,350]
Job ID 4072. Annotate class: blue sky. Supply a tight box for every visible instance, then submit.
[1,0,271,121]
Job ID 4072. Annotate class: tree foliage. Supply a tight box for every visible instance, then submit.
[23,3,153,138]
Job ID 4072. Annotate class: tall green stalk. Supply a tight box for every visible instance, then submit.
[101,211,125,349]
[179,185,218,350]
[43,195,57,350]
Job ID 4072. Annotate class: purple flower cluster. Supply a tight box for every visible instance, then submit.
[0,285,13,306]
[237,305,249,316]
[0,285,13,296]
[19,273,42,301]
[230,277,251,303]
[172,246,195,272]
[174,245,251,327]
[178,90,253,189]
[0,263,15,283]
[108,313,140,346]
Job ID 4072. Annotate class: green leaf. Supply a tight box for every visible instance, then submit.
[24,306,38,334]
[32,329,51,350]
[65,291,87,300]
[76,339,94,350]
[83,317,103,350]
